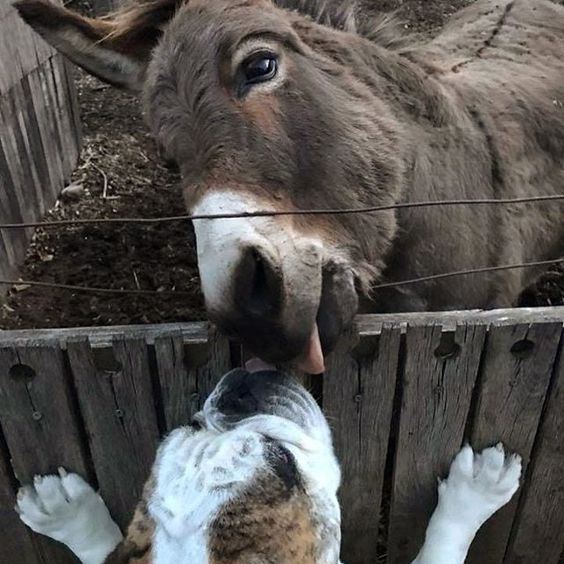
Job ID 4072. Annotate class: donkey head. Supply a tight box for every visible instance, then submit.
[16,0,406,369]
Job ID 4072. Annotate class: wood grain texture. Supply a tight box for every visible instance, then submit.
[324,326,401,564]
[504,326,564,564]
[154,330,231,430]
[0,1,79,291]
[0,439,43,564]
[387,323,488,564]
[468,322,563,564]
[67,337,160,529]
[154,332,199,431]
[188,329,232,410]
[0,340,88,563]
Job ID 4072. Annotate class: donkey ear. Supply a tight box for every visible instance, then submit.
[14,0,178,91]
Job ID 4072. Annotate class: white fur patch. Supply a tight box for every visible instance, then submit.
[16,469,123,564]
[412,443,522,564]
[149,409,341,564]
[191,190,324,314]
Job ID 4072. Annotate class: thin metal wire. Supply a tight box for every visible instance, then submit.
[0,194,563,229]
[0,279,194,296]
[2,257,562,296]
[371,258,564,290]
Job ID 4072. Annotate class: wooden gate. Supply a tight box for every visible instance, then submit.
[0,307,562,563]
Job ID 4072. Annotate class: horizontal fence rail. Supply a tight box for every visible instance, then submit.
[0,307,563,563]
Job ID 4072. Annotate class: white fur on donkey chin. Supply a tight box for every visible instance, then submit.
[16,468,122,564]
[412,443,522,564]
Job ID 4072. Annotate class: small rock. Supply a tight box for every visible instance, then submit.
[61,182,85,201]
[13,284,31,292]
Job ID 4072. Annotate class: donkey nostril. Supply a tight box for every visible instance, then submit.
[235,247,282,317]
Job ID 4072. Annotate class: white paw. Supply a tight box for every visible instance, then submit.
[16,469,122,563]
[437,443,522,529]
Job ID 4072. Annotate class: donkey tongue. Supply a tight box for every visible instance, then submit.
[298,324,325,375]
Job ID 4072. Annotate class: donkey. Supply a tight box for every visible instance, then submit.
[17,367,522,563]
[15,0,564,370]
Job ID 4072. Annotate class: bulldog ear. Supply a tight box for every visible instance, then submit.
[14,0,181,91]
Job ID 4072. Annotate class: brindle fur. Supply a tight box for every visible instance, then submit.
[101,436,319,563]
[14,0,564,357]
[208,441,317,564]
[105,476,155,563]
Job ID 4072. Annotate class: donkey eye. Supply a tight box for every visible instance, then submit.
[241,53,278,85]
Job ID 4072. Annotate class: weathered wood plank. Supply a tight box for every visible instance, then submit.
[1,309,563,348]
[10,81,43,218]
[0,139,21,272]
[467,322,563,564]
[26,67,64,202]
[0,93,35,230]
[387,323,488,564]
[67,337,160,529]
[154,332,197,431]
[62,60,82,152]
[0,340,89,563]
[0,437,43,564]
[154,329,231,430]
[504,327,564,564]
[324,326,402,564]
[357,306,564,335]
[0,321,210,348]
[19,74,51,214]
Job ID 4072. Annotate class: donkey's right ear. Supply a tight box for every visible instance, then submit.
[14,0,179,91]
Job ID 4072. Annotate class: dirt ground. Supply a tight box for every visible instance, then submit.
[1,0,562,330]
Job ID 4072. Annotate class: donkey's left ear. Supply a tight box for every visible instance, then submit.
[14,0,180,91]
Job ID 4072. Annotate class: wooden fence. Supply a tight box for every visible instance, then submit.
[0,307,563,563]
[0,1,81,288]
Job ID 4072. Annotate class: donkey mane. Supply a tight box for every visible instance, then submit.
[103,0,410,50]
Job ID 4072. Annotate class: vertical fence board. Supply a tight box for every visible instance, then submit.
[27,67,65,200]
[67,337,160,529]
[324,326,401,564]
[0,439,43,564]
[387,323,488,564]
[0,341,89,563]
[189,331,232,410]
[504,328,564,564]
[154,332,199,431]
[468,322,562,564]
[155,331,234,431]
[51,58,80,171]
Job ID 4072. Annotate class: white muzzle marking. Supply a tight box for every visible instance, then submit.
[191,190,324,317]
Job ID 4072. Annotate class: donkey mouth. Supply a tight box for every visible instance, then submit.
[296,266,359,374]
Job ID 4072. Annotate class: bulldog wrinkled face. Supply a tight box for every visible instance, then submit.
[149,368,342,564]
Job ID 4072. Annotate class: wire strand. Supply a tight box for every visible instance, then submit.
[2,258,562,297]
[1,194,563,229]
[371,258,564,290]
[0,279,194,296]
